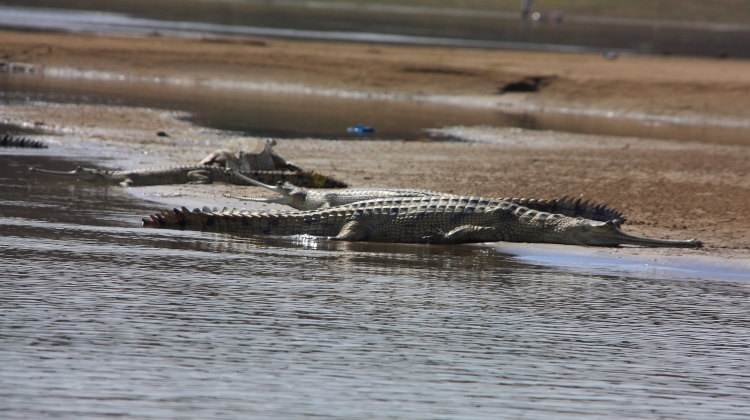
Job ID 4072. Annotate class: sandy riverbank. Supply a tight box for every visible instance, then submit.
[4,30,750,122]
[2,30,750,259]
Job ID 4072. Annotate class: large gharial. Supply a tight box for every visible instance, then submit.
[221,169,626,223]
[28,165,348,188]
[143,196,700,248]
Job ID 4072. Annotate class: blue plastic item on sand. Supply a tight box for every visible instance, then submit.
[347,124,376,136]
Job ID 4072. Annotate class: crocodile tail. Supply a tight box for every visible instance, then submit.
[306,171,349,188]
[143,208,186,228]
[242,170,348,188]
[501,196,626,223]
[1,134,48,148]
[144,206,213,229]
[143,206,293,235]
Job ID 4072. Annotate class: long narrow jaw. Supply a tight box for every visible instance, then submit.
[577,220,702,248]
[29,166,101,181]
[224,169,295,205]
[223,193,294,205]
[224,168,279,192]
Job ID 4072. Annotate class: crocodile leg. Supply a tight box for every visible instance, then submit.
[187,170,213,184]
[429,226,499,244]
[332,219,371,241]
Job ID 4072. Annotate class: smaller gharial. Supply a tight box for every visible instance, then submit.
[222,169,626,223]
[29,165,348,188]
[28,137,347,188]
[1,134,48,148]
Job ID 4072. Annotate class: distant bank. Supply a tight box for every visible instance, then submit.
[1,1,749,58]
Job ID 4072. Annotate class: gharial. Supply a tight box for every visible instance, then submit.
[221,168,626,223]
[28,137,346,188]
[29,165,347,188]
[143,196,700,248]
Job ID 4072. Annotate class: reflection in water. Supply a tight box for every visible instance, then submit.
[2,155,750,418]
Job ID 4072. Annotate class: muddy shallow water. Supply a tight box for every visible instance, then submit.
[2,152,750,418]
[3,72,750,145]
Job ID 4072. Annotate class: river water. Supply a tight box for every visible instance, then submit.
[2,1,750,58]
[2,148,750,418]
[2,48,750,416]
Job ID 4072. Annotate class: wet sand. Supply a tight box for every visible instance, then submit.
[3,30,750,259]
[4,30,750,121]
